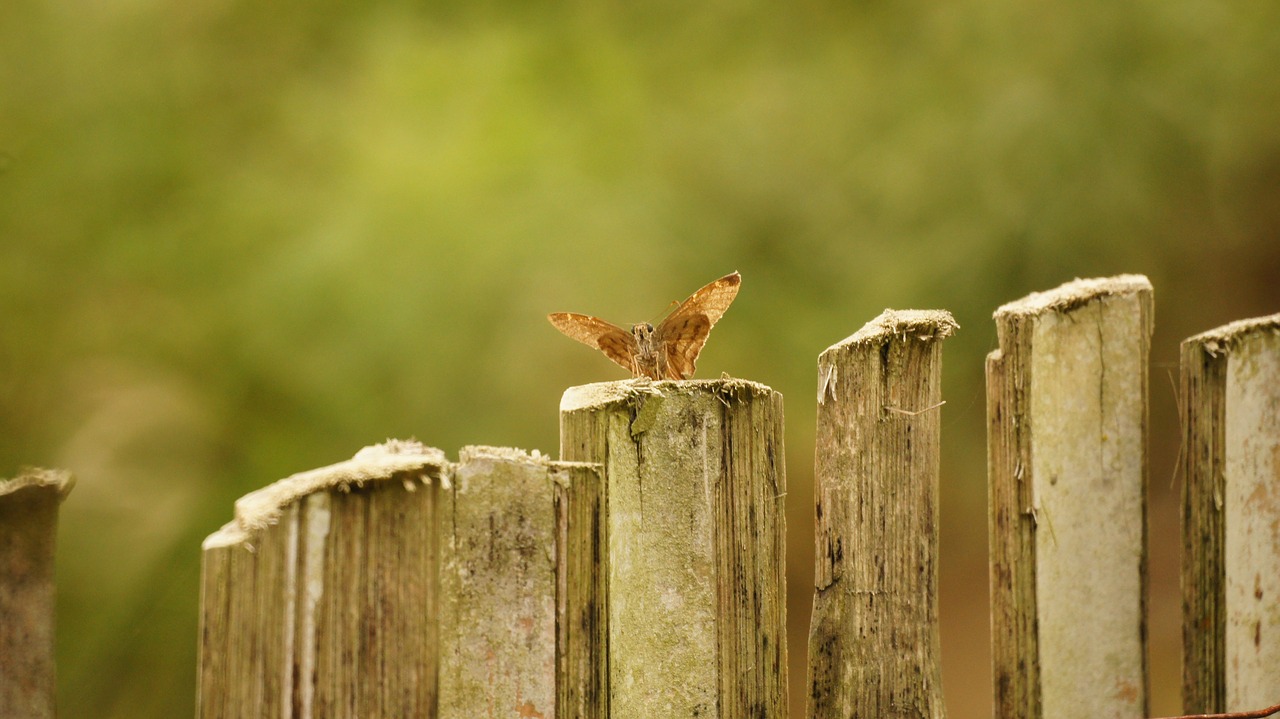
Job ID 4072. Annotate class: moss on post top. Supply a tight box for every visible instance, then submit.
[994,274,1152,320]
[559,377,776,413]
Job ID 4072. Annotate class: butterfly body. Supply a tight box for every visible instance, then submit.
[548,272,741,380]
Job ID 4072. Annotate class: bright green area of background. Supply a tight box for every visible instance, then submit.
[3,1,1278,716]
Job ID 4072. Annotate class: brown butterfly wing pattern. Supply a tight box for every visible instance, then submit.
[548,271,740,380]
[547,312,640,376]
[655,271,741,380]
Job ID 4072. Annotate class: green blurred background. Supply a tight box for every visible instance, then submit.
[3,0,1278,716]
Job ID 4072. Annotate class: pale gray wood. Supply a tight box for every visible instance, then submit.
[806,309,956,719]
[197,440,448,719]
[438,446,600,719]
[0,468,74,719]
[1181,313,1280,713]
[987,275,1152,719]
[559,378,788,719]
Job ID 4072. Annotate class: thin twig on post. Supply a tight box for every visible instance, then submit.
[987,275,1153,719]
[0,467,74,719]
[806,309,957,719]
[197,440,448,719]
[559,378,788,718]
[1181,313,1280,714]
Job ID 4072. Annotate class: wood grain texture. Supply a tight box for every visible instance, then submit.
[806,309,957,719]
[556,451,608,719]
[1181,313,1280,713]
[987,275,1152,719]
[439,446,600,719]
[0,468,73,719]
[559,378,788,719]
[197,440,447,719]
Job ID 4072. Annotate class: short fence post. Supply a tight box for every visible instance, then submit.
[805,309,957,719]
[438,446,600,719]
[197,440,448,718]
[987,275,1153,719]
[1180,313,1280,714]
[0,468,74,719]
[559,378,788,718]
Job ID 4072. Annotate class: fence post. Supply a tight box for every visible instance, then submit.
[197,440,448,718]
[559,378,788,718]
[555,448,608,719]
[1180,313,1280,714]
[987,275,1153,719]
[805,309,957,719]
[438,446,600,719]
[0,468,74,719]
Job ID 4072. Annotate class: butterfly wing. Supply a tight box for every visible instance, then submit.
[547,312,640,376]
[655,271,741,380]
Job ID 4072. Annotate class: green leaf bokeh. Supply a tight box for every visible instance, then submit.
[3,1,1278,716]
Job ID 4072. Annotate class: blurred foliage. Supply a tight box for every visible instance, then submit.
[2,0,1277,716]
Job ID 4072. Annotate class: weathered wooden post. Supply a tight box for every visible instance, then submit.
[197,440,448,718]
[198,440,604,719]
[987,275,1153,719]
[559,378,788,718]
[0,467,74,719]
[805,309,957,719]
[1180,313,1280,714]
[438,446,600,719]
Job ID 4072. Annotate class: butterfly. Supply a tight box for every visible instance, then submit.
[548,271,741,380]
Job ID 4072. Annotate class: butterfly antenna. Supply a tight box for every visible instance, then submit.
[649,299,680,325]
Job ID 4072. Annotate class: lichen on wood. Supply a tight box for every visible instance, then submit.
[559,378,788,719]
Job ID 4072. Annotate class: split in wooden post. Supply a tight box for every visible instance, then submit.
[806,309,957,719]
[1180,313,1280,714]
[0,467,74,719]
[987,275,1153,719]
[197,440,447,719]
[559,378,788,719]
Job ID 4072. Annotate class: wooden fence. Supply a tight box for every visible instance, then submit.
[1,275,1277,718]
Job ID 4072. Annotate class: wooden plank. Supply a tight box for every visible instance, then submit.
[1181,313,1280,713]
[806,309,956,719]
[555,449,608,719]
[197,440,447,719]
[438,446,600,719]
[559,378,788,718]
[0,468,74,719]
[987,275,1152,719]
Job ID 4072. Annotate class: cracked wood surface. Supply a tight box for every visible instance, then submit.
[1181,313,1280,713]
[806,309,956,719]
[988,275,1152,719]
[559,378,788,719]
[197,440,447,719]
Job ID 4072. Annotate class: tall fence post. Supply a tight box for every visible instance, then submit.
[987,275,1153,719]
[1180,313,1280,714]
[197,440,448,718]
[0,467,74,719]
[805,309,957,719]
[559,378,788,718]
